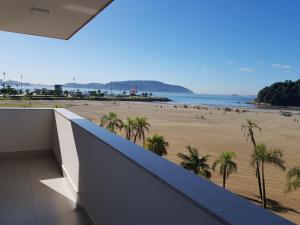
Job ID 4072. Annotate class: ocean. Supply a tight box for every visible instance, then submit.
[151,92,256,108]
[21,85,256,108]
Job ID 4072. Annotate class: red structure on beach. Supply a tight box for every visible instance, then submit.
[130,86,138,96]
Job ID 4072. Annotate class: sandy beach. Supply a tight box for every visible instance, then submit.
[1,100,299,223]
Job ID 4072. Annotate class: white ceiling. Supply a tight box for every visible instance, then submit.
[0,0,112,40]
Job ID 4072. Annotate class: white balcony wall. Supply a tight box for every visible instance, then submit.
[0,108,293,225]
[0,108,53,154]
[54,110,79,190]
[54,109,226,225]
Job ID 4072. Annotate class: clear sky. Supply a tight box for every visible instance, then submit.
[0,0,300,95]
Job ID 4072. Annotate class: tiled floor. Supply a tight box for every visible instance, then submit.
[0,155,89,225]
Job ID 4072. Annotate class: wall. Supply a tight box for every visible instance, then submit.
[54,110,79,190]
[0,108,54,153]
[54,108,294,225]
[54,109,225,225]
[0,108,292,224]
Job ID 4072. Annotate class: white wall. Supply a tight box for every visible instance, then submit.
[0,108,53,153]
[69,123,224,225]
[54,110,79,190]
[53,108,295,225]
[0,108,292,225]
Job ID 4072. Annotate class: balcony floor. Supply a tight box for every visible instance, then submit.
[0,154,88,225]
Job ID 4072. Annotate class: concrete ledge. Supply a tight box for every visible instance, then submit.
[54,108,295,225]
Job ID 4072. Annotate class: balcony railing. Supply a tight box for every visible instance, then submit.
[0,108,295,225]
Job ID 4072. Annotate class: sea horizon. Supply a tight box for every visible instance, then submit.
[19,85,256,108]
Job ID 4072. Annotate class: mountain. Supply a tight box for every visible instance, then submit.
[2,79,193,93]
[0,79,32,86]
[63,82,104,89]
[63,80,193,93]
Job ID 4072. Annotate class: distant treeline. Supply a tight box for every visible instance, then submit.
[256,79,300,106]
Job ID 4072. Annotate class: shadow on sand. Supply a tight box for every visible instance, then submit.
[238,194,300,215]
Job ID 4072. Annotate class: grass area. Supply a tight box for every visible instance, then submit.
[0,103,32,108]
[0,100,74,108]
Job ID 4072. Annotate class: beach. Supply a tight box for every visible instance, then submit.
[1,100,299,223]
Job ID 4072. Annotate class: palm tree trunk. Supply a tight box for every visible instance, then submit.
[194,163,198,175]
[256,161,263,202]
[128,129,132,141]
[142,133,145,146]
[250,133,263,201]
[250,132,256,148]
[133,128,139,143]
[223,170,226,188]
[262,162,267,208]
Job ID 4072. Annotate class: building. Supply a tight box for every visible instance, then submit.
[54,84,63,96]
[0,1,295,225]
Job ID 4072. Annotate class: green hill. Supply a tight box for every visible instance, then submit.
[256,79,300,106]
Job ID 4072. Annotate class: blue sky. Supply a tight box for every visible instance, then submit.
[0,0,300,95]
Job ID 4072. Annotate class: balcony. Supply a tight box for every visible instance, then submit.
[0,155,86,225]
[0,108,295,225]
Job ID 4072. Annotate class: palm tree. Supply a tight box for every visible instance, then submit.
[285,166,300,192]
[241,119,262,148]
[100,112,123,133]
[145,134,168,156]
[123,117,135,140]
[212,152,237,188]
[241,119,263,201]
[177,145,211,179]
[133,117,151,145]
[251,143,285,208]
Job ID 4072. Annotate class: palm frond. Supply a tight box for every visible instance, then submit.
[177,145,211,177]
[199,169,212,179]
[213,151,237,179]
[177,153,191,162]
[212,160,220,171]
[287,166,300,179]
[265,149,286,171]
[285,166,300,192]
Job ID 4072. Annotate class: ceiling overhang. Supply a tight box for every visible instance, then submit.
[0,0,112,40]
